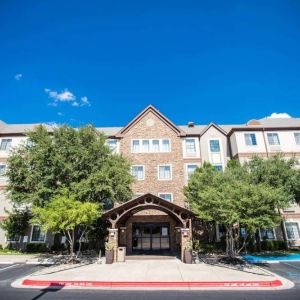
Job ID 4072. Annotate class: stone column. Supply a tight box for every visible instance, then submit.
[108,228,118,262]
[180,228,191,262]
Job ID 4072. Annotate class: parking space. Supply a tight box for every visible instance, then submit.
[264,261,300,286]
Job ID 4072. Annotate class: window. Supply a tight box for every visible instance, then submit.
[244,133,257,146]
[131,165,144,181]
[186,164,198,179]
[31,225,46,242]
[185,139,196,154]
[285,222,300,240]
[152,140,160,152]
[260,228,276,240]
[267,133,280,145]
[214,165,223,172]
[0,139,12,151]
[162,139,171,152]
[158,165,172,180]
[0,164,6,176]
[209,140,220,152]
[6,233,20,242]
[132,139,170,153]
[158,193,172,202]
[294,133,300,145]
[142,140,150,152]
[106,139,118,152]
[132,140,140,153]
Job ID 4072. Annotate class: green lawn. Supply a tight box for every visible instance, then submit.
[0,249,31,255]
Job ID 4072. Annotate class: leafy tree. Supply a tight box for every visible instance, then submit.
[246,155,300,242]
[184,162,281,257]
[6,125,133,207]
[31,193,99,258]
[0,208,31,241]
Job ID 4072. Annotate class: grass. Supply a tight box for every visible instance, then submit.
[0,249,41,255]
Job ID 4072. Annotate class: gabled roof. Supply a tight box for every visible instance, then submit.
[199,122,228,136]
[115,105,187,137]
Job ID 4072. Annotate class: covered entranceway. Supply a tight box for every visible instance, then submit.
[102,193,195,262]
[132,222,170,254]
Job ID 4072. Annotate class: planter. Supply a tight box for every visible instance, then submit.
[105,250,114,264]
[184,249,193,264]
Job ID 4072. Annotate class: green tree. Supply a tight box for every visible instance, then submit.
[246,155,300,242]
[31,193,99,258]
[0,208,31,241]
[6,125,133,207]
[184,162,281,257]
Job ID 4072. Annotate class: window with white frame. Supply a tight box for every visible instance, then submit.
[0,164,6,176]
[285,222,300,240]
[294,133,300,145]
[161,139,171,152]
[158,165,172,180]
[186,164,198,180]
[131,165,144,181]
[131,139,171,153]
[267,133,280,145]
[31,225,46,242]
[132,140,140,153]
[244,133,257,146]
[260,228,276,240]
[152,139,160,152]
[142,140,150,152]
[0,139,12,151]
[209,140,220,152]
[185,139,196,154]
[158,193,173,202]
[106,139,118,153]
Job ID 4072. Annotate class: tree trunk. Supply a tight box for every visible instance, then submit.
[226,225,235,258]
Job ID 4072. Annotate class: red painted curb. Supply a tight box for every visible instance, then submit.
[22,279,283,288]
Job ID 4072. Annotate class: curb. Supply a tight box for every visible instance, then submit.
[21,279,283,288]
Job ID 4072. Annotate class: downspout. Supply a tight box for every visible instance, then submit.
[262,128,269,158]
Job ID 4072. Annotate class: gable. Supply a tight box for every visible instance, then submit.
[115,105,186,137]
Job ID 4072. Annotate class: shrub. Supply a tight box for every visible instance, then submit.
[261,240,287,251]
[198,242,226,254]
[50,243,67,252]
[0,244,3,250]
[26,243,49,253]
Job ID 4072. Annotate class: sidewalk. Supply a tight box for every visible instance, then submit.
[12,258,294,290]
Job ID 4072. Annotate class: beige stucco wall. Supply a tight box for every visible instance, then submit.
[200,126,231,168]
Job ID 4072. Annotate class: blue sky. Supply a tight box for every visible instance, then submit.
[0,1,299,127]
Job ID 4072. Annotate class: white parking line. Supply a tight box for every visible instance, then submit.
[282,262,300,271]
[0,264,19,272]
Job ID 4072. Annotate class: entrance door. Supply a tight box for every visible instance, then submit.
[132,223,170,253]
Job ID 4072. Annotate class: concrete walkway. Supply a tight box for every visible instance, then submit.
[12,258,294,290]
[0,254,44,264]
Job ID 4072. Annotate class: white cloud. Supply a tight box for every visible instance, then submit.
[14,73,23,80]
[57,112,64,116]
[265,112,292,119]
[45,88,91,108]
[80,96,91,107]
[45,88,76,102]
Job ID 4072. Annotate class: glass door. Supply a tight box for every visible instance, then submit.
[132,223,170,253]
